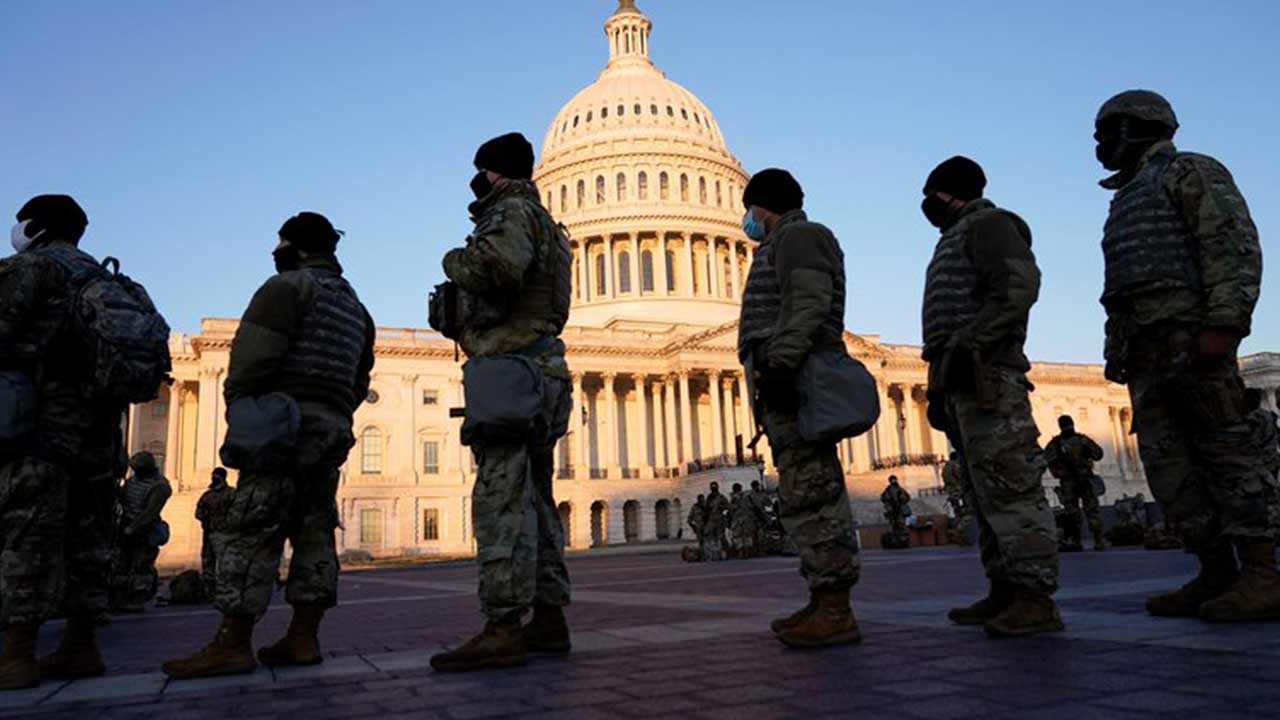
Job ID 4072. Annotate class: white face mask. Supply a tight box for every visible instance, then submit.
[10,220,45,254]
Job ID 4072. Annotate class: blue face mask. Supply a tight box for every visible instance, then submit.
[742,210,766,241]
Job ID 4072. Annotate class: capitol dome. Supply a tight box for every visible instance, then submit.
[534,0,752,328]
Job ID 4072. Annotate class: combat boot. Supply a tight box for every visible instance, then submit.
[771,591,817,635]
[522,604,571,654]
[984,589,1064,637]
[776,588,862,648]
[1092,524,1107,552]
[430,616,527,672]
[257,605,325,667]
[161,614,257,679]
[1199,542,1280,623]
[947,580,1015,625]
[38,615,105,680]
[0,623,40,691]
[1146,546,1238,618]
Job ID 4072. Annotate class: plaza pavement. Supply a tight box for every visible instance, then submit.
[3,544,1279,719]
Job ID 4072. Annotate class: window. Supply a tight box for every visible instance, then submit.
[650,104,658,115]
[666,105,674,116]
[360,508,383,546]
[573,115,579,127]
[616,173,627,202]
[715,180,722,207]
[360,428,383,474]
[666,251,677,292]
[617,104,624,116]
[637,172,648,200]
[723,256,733,297]
[595,253,606,295]
[150,401,169,418]
[561,121,567,133]
[560,185,567,213]
[680,174,689,201]
[692,252,701,294]
[618,251,631,293]
[659,172,669,200]
[601,106,608,119]
[596,176,606,205]
[423,508,440,541]
[641,250,654,292]
[366,389,380,404]
[694,112,701,124]
[422,390,438,405]
[699,177,707,204]
[681,108,688,120]
[635,103,642,115]
[423,441,440,474]
[576,180,585,208]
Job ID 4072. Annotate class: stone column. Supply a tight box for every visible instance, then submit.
[704,239,719,299]
[707,371,724,457]
[581,242,592,302]
[195,368,220,480]
[629,234,641,295]
[573,373,587,477]
[721,375,737,457]
[735,373,752,441]
[604,239,615,299]
[663,376,679,468]
[402,374,419,482]
[602,373,619,477]
[874,382,895,463]
[163,381,183,481]
[638,375,652,469]
[682,234,695,298]
[905,385,926,457]
[576,243,586,301]
[679,371,694,466]
[1109,406,1127,477]
[729,241,741,299]
[656,235,670,296]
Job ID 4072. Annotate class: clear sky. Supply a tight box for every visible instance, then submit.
[2,0,1276,363]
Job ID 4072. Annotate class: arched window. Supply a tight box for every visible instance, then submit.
[698,177,708,204]
[586,110,593,122]
[595,253,606,296]
[659,172,670,200]
[723,256,734,298]
[360,428,383,475]
[618,251,631,294]
[680,174,689,202]
[576,180,585,208]
[635,103,642,115]
[691,250,701,294]
[666,105,674,116]
[573,115,579,127]
[616,173,627,202]
[596,176,606,205]
[618,104,625,116]
[601,106,608,119]
[560,185,567,214]
[637,172,648,200]
[715,180,722,207]
[650,104,658,115]
[641,250,654,292]
[681,108,688,120]
[665,251,677,292]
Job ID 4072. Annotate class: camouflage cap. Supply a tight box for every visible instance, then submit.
[1096,90,1179,131]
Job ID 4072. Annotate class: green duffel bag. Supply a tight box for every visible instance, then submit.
[460,354,545,447]
[794,349,881,444]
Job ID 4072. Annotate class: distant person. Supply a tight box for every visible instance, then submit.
[919,156,1062,637]
[1094,90,1275,622]
[730,482,760,558]
[163,212,376,678]
[1,195,170,690]
[195,468,234,601]
[880,476,913,541]
[942,451,974,545]
[109,452,173,612]
[427,133,574,672]
[737,168,861,647]
[702,482,731,562]
[688,494,707,556]
[1044,415,1106,551]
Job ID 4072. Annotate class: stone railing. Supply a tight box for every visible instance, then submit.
[871,454,944,471]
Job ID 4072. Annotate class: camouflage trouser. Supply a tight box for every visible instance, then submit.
[946,366,1058,594]
[732,520,759,557]
[761,404,860,591]
[1125,326,1280,549]
[200,530,218,600]
[1058,475,1102,538]
[471,377,571,621]
[702,528,727,561]
[214,406,352,620]
[110,534,159,608]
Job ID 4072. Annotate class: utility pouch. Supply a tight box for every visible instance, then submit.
[219,393,302,472]
[461,354,545,446]
[428,282,461,340]
[1089,474,1107,498]
[0,370,37,448]
[794,349,880,444]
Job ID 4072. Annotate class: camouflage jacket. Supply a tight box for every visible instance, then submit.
[1101,141,1262,348]
[443,180,571,379]
[195,485,234,531]
[880,485,911,510]
[0,244,81,375]
[703,492,731,532]
[1043,431,1104,479]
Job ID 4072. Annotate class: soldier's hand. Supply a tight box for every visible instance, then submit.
[1195,327,1240,360]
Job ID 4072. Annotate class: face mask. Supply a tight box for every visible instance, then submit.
[273,244,301,273]
[10,220,44,253]
[921,194,951,228]
[742,211,766,241]
[470,171,493,200]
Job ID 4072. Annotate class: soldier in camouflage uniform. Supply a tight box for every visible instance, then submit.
[880,475,913,545]
[429,133,574,672]
[195,468,234,601]
[920,157,1063,637]
[702,482,731,562]
[1044,415,1106,552]
[1,196,129,690]
[942,451,974,545]
[164,212,376,679]
[1093,90,1277,622]
[109,452,173,612]
[737,169,861,648]
[730,482,760,558]
[688,494,707,556]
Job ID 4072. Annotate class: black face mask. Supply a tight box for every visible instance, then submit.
[273,245,301,273]
[470,171,493,200]
[921,194,951,228]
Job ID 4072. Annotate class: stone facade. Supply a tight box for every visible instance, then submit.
[132,2,1278,568]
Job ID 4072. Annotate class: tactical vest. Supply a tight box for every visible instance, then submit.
[122,473,162,522]
[737,212,845,361]
[506,199,572,334]
[277,268,369,410]
[1101,148,1201,305]
[921,200,1009,354]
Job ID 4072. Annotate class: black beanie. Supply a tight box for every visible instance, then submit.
[279,211,343,254]
[923,156,987,201]
[474,133,535,180]
[16,194,88,243]
[742,168,804,215]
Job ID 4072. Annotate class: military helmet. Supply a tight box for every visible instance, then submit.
[129,451,158,473]
[1096,90,1179,131]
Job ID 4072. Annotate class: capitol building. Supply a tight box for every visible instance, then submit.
[138,2,1280,567]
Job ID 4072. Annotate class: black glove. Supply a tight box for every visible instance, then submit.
[751,344,799,412]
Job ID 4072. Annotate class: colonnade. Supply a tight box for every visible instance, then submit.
[571,234,752,303]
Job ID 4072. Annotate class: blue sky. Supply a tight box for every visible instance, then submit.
[2,0,1275,363]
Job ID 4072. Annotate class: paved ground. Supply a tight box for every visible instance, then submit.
[4,545,1280,719]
